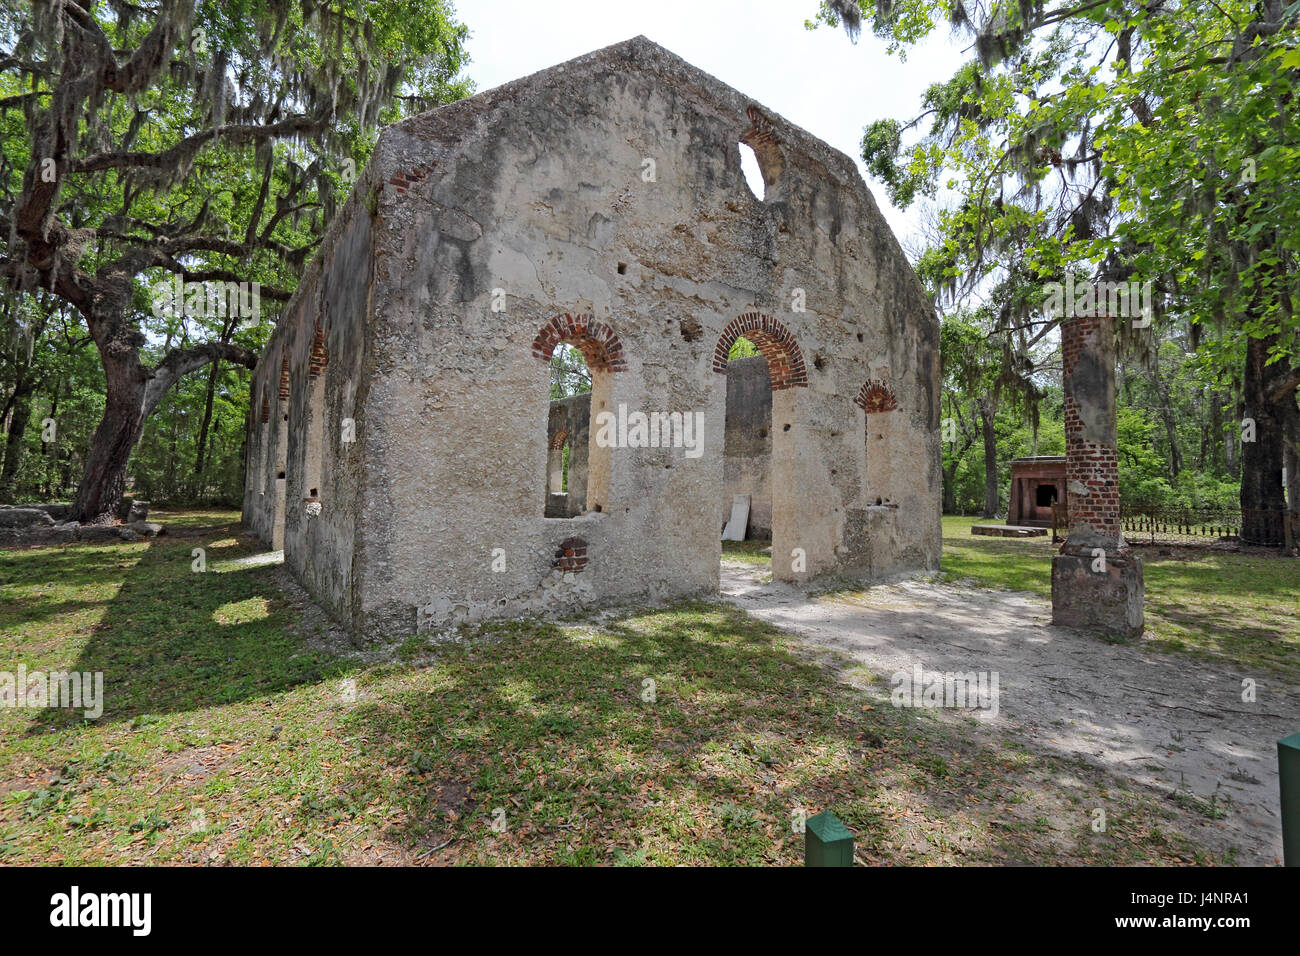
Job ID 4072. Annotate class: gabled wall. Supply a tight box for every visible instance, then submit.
[244,37,942,640]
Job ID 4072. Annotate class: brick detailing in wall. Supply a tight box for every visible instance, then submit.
[854,379,899,413]
[260,390,270,424]
[387,163,434,196]
[712,312,807,390]
[553,536,588,573]
[278,355,291,401]
[1061,313,1120,537]
[308,322,329,378]
[550,429,570,451]
[531,314,627,372]
[740,105,784,188]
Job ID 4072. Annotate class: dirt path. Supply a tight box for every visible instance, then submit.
[720,561,1293,865]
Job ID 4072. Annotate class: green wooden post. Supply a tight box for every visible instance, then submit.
[805,810,853,866]
[1280,732,1300,867]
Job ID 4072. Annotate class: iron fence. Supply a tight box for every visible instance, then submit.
[1052,503,1294,547]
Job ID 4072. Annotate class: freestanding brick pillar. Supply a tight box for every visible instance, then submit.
[1051,308,1144,635]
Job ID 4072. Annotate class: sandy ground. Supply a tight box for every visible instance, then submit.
[721,560,1294,865]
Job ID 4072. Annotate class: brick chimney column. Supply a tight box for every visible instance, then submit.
[1051,307,1144,635]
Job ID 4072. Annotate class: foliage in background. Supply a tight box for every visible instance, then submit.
[815,0,1298,540]
[0,0,470,513]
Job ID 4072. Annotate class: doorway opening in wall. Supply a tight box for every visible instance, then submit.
[721,335,774,564]
[714,314,807,581]
[545,343,592,518]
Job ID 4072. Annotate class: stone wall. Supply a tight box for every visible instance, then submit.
[242,37,942,639]
[242,172,375,623]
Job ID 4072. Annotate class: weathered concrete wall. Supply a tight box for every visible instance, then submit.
[242,173,375,623]
[244,36,941,638]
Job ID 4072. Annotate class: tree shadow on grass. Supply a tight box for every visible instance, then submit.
[22,530,347,734]
[0,544,149,589]
[326,602,1206,866]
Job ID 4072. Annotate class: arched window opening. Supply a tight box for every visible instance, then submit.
[533,314,622,518]
[545,344,593,517]
[855,379,899,507]
[302,322,329,515]
[272,356,290,550]
[715,313,805,580]
[721,341,772,544]
[740,105,784,200]
[256,389,269,495]
[739,143,765,201]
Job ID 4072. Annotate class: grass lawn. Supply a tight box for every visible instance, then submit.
[720,539,772,567]
[0,511,1239,865]
[939,516,1300,685]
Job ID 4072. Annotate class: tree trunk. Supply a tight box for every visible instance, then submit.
[165,415,180,495]
[0,385,35,501]
[1160,406,1182,479]
[978,397,998,518]
[70,310,257,522]
[1224,402,1238,478]
[941,416,974,516]
[1284,413,1299,551]
[1239,334,1291,546]
[192,358,221,501]
[1147,358,1182,479]
[72,348,148,522]
[43,382,62,500]
[1204,390,1223,473]
[192,316,238,501]
[1156,385,1182,478]
[942,464,958,514]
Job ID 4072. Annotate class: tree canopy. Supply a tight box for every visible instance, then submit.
[0,0,469,517]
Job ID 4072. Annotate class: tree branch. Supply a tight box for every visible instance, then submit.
[71,116,327,174]
[143,341,258,416]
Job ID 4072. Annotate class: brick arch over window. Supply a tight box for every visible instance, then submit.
[741,106,784,192]
[712,312,807,390]
[854,380,899,413]
[550,428,570,451]
[530,313,627,372]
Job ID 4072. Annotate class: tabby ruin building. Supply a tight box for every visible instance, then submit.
[242,37,942,639]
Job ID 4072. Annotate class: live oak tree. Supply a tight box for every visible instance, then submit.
[814,0,1299,544]
[0,0,467,520]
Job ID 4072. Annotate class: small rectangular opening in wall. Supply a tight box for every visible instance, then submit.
[617,262,627,275]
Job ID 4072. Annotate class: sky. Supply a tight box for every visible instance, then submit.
[454,0,969,247]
